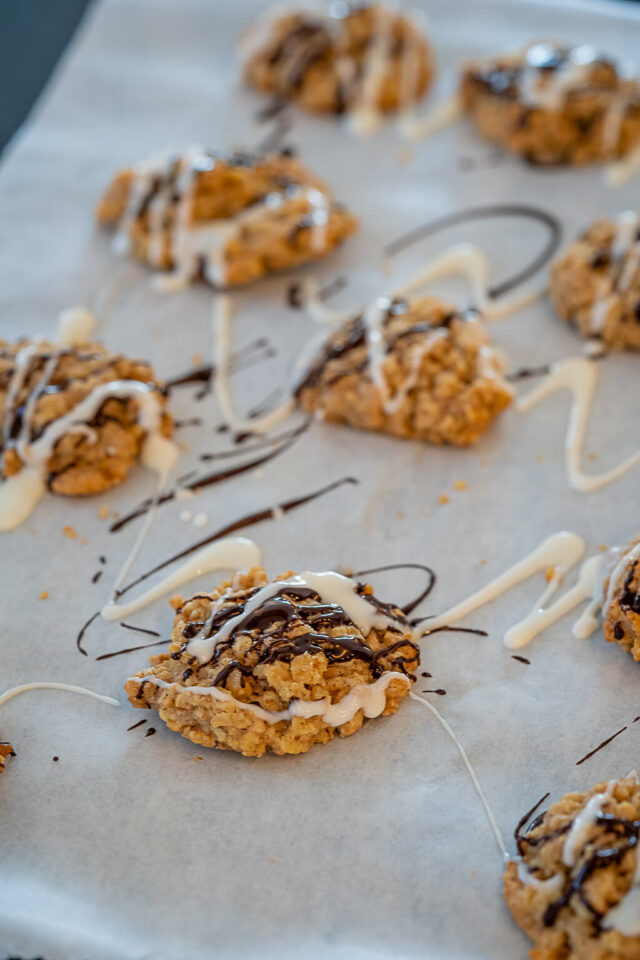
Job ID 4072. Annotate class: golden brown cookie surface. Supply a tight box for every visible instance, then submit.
[550,214,640,350]
[504,776,640,960]
[242,2,433,116]
[97,148,358,288]
[125,566,419,757]
[0,339,171,496]
[461,42,640,166]
[295,296,514,446]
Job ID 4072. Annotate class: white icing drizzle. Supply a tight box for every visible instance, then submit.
[347,5,394,136]
[409,691,509,862]
[398,94,463,142]
[602,849,640,935]
[563,780,615,867]
[113,145,333,291]
[589,211,640,333]
[130,670,409,727]
[517,355,640,493]
[101,536,261,622]
[213,295,295,434]
[422,531,605,649]
[0,682,119,710]
[516,860,563,894]
[55,307,97,346]
[185,568,409,664]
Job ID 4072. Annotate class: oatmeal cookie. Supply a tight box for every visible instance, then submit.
[0,339,172,496]
[550,212,640,350]
[0,740,15,773]
[242,2,433,116]
[461,42,640,166]
[97,148,358,289]
[504,775,640,959]
[602,533,640,661]
[295,296,514,445]
[125,566,419,757]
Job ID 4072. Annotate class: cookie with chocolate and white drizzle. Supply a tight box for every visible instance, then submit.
[461,41,640,166]
[602,533,640,661]
[551,212,640,350]
[241,2,433,121]
[97,147,358,289]
[124,566,419,757]
[0,740,15,773]
[504,775,640,960]
[0,338,172,530]
[295,296,514,446]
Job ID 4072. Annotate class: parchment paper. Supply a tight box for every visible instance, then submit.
[2,1,640,957]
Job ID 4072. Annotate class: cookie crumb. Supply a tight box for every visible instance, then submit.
[438,494,450,505]
[193,512,208,527]
[454,480,467,491]
[0,741,15,772]
[63,525,78,540]
[38,590,49,600]
[545,566,556,582]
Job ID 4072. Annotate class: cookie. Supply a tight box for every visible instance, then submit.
[242,2,433,121]
[295,296,514,446]
[461,42,640,166]
[97,148,358,289]
[0,740,15,773]
[550,212,640,350]
[602,533,640,661]
[0,338,172,527]
[504,775,640,959]
[124,565,419,757]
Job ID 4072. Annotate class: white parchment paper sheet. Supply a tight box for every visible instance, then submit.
[1,0,640,957]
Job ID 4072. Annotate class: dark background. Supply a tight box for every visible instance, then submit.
[1,0,639,154]
[1,0,93,153]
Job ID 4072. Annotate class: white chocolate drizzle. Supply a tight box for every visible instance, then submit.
[409,691,509,862]
[422,531,605,650]
[589,211,640,333]
[0,682,119,710]
[130,670,409,727]
[563,780,615,867]
[517,356,640,493]
[101,536,262,622]
[213,295,295,434]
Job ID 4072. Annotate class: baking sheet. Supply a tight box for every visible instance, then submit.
[2,0,640,957]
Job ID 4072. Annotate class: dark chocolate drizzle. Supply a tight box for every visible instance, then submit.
[110,418,310,533]
[127,719,147,731]
[575,724,628,766]
[172,580,418,686]
[383,204,562,299]
[352,563,437,616]
[77,476,357,655]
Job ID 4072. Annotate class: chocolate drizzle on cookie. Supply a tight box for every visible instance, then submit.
[173,577,419,688]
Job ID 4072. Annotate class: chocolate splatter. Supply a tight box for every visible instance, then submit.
[575,725,628,766]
